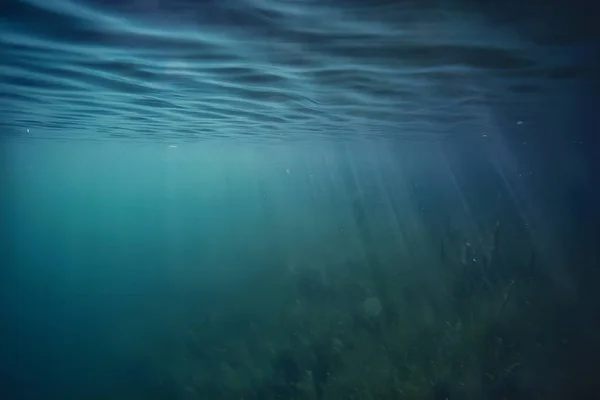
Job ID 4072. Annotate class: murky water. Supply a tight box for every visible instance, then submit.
[1,2,599,400]
[1,0,595,142]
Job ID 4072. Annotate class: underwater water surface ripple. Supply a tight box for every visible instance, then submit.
[0,0,595,142]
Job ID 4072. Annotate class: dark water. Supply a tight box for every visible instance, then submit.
[1,0,597,141]
[1,1,599,399]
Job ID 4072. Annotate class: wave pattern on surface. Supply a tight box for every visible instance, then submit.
[0,0,596,142]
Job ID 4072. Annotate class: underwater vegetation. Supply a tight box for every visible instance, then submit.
[110,201,583,400]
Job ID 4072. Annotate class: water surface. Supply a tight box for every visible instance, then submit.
[1,0,596,142]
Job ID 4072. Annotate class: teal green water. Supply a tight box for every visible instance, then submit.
[3,136,597,399]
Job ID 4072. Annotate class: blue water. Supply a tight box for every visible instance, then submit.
[1,0,596,142]
[1,1,599,399]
